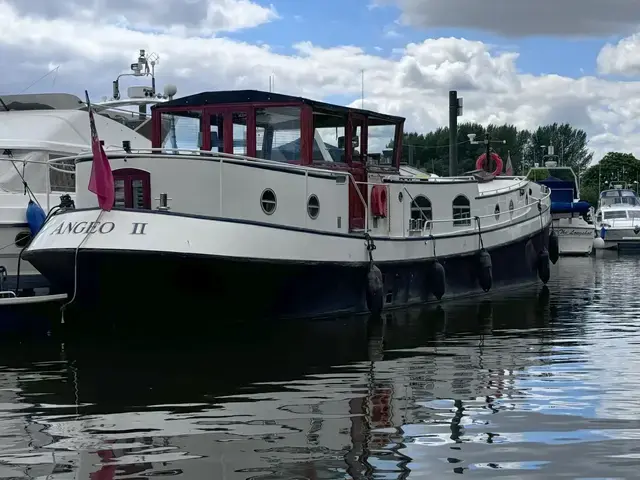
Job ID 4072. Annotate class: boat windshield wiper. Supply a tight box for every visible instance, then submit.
[0,97,8,111]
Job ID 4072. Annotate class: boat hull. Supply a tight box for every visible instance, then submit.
[552,218,594,256]
[0,224,50,292]
[599,228,640,251]
[24,221,550,321]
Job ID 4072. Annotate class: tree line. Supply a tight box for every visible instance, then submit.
[398,122,640,207]
[580,152,640,206]
[399,122,593,177]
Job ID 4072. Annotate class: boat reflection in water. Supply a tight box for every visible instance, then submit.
[0,283,565,480]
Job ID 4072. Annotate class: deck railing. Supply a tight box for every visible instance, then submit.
[15,147,552,238]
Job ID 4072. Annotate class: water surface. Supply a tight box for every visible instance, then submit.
[0,253,639,478]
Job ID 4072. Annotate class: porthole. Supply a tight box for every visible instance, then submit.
[260,188,277,215]
[529,188,532,196]
[307,194,320,219]
[494,204,500,220]
[398,191,403,202]
[14,231,31,248]
[509,199,514,216]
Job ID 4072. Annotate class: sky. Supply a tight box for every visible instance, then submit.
[2,0,640,163]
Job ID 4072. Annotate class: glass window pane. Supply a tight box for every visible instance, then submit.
[114,179,126,208]
[313,112,346,163]
[256,107,301,163]
[233,112,248,156]
[160,110,202,152]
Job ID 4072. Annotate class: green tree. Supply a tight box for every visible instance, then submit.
[522,123,592,173]
[400,122,530,176]
[580,152,640,205]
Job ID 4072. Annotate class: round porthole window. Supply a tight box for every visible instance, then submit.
[307,194,320,219]
[260,188,277,215]
[494,204,500,220]
[14,231,31,248]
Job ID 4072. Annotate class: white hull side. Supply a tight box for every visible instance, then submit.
[0,192,72,290]
[552,218,594,256]
[599,228,640,250]
[26,207,551,264]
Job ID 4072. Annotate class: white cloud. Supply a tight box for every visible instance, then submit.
[1,1,640,163]
[597,33,640,76]
[0,0,278,35]
[376,0,640,37]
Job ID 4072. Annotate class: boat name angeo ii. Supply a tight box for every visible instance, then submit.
[23,90,554,318]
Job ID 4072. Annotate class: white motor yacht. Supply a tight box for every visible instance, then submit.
[0,49,177,294]
[594,183,640,251]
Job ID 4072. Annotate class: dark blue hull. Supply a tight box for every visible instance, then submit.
[2,274,50,293]
[23,225,550,323]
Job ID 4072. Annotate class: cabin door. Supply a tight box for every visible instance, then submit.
[348,114,367,231]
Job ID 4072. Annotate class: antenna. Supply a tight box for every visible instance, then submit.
[112,48,159,100]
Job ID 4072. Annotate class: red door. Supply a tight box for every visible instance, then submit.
[348,114,368,231]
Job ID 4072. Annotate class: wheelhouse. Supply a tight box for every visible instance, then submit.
[599,189,640,208]
[150,90,404,170]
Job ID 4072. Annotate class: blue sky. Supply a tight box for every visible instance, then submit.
[224,0,624,80]
[3,0,640,159]
[218,0,625,79]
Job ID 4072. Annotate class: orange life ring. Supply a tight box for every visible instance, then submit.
[475,152,503,176]
[370,185,388,218]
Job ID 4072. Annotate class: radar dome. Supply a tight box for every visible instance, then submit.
[163,84,177,98]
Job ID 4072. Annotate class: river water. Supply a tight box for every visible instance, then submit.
[0,252,639,478]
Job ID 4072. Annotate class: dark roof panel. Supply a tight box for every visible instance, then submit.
[154,89,405,123]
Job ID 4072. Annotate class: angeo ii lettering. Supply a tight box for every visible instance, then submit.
[49,221,148,235]
[50,221,115,235]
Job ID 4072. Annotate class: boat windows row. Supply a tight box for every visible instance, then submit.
[410,195,516,230]
[154,106,400,168]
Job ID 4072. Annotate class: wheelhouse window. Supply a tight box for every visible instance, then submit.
[159,110,203,151]
[453,195,471,226]
[367,121,396,166]
[255,106,301,163]
[351,116,364,163]
[313,112,346,163]
[233,112,248,155]
[410,195,432,230]
[603,211,627,220]
[209,113,224,152]
[600,190,640,207]
[113,169,151,209]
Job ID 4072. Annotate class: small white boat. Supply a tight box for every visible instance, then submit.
[528,162,594,256]
[593,183,640,251]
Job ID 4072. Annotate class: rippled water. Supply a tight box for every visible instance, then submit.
[2,252,640,478]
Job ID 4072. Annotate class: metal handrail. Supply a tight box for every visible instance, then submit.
[476,179,529,197]
[47,147,351,178]
[418,190,552,236]
[41,146,551,235]
[600,216,640,228]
